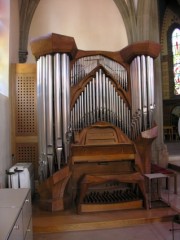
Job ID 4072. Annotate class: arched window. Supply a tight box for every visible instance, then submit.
[167,23,180,98]
[172,28,180,95]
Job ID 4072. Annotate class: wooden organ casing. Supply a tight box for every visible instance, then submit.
[71,122,148,213]
[30,33,160,212]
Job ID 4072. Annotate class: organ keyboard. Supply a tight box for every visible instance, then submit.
[70,122,148,213]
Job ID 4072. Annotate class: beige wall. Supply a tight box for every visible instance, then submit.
[27,0,128,62]
[0,0,19,187]
[0,0,10,187]
[0,93,11,187]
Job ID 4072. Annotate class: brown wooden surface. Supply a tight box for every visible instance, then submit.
[30,33,78,60]
[134,125,158,174]
[32,200,177,234]
[37,166,71,211]
[69,122,150,213]
[79,200,143,213]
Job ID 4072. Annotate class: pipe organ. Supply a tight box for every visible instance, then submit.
[31,33,160,212]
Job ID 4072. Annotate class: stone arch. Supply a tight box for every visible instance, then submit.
[19,0,40,63]
[113,0,159,43]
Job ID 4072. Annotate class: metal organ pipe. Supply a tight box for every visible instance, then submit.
[130,55,155,139]
[147,56,155,127]
[37,56,49,180]
[70,64,131,138]
[54,53,63,170]
[66,53,156,159]
[61,54,71,163]
[70,55,128,92]
[141,55,148,131]
[36,52,71,180]
[37,56,48,181]
[45,55,54,176]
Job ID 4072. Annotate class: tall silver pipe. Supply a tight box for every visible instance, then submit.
[99,69,103,121]
[54,53,63,169]
[37,56,48,180]
[147,56,154,127]
[61,53,70,163]
[141,55,148,130]
[137,56,142,132]
[130,60,135,117]
[45,54,54,175]
[37,57,42,163]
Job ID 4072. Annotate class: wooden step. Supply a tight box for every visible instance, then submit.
[32,200,177,233]
[79,200,143,213]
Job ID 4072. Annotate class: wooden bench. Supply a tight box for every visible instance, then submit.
[151,163,177,194]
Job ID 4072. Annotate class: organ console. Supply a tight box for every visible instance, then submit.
[30,33,160,212]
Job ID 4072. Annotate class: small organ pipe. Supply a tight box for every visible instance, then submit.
[89,81,93,124]
[102,74,106,120]
[96,71,99,121]
[106,77,110,122]
[92,78,96,121]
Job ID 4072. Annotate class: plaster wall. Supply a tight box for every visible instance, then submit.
[27,0,128,62]
[0,0,19,187]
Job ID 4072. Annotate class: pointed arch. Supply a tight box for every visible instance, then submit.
[19,0,40,62]
[114,0,159,43]
[113,0,136,43]
[167,23,180,97]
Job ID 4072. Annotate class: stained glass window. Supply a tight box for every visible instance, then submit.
[172,28,180,95]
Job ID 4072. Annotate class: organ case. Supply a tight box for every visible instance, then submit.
[30,33,160,212]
